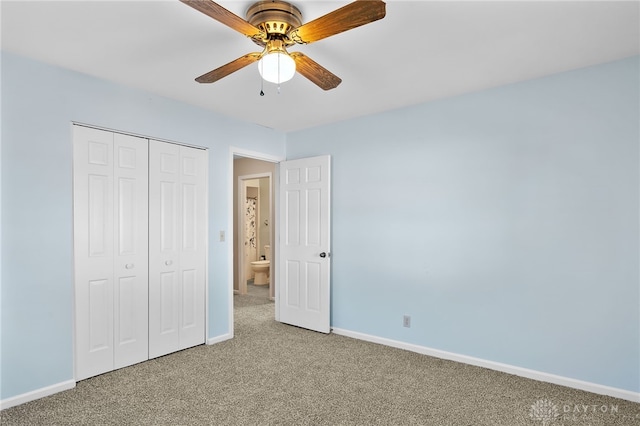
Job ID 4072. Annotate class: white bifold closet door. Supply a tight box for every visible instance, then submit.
[148,140,207,359]
[73,126,149,381]
[74,128,207,380]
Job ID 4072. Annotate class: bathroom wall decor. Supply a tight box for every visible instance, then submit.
[244,196,257,279]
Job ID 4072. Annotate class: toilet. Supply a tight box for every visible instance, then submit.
[250,245,270,285]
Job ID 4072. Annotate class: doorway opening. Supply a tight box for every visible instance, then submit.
[228,151,332,336]
[230,149,283,335]
[237,173,272,297]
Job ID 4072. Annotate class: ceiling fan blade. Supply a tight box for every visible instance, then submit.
[195,53,262,84]
[290,52,342,90]
[289,0,386,44]
[180,0,264,39]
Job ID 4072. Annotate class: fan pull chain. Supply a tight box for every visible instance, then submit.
[259,59,265,96]
[277,52,281,95]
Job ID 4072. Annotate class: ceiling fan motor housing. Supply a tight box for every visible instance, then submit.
[246,0,303,41]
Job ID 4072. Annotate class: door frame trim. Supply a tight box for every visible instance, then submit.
[71,121,207,151]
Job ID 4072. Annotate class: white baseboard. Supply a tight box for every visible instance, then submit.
[331,328,640,403]
[0,380,76,410]
[207,332,233,345]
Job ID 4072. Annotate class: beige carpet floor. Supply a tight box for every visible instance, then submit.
[1,284,638,425]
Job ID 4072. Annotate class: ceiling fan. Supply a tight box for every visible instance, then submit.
[180,0,386,90]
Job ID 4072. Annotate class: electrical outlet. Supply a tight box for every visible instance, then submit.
[403,315,411,328]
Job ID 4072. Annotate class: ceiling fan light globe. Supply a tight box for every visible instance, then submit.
[258,52,296,84]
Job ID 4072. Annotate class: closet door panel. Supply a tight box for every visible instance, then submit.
[149,141,181,358]
[116,276,136,341]
[88,278,112,352]
[160,271,179,333]
[149,141,207,357]
[178,146,207,350]
[88,175,111,256]
[113,133,148,369]
[74,126,115,381]
[182,183,197,250]
[160,181,178,251]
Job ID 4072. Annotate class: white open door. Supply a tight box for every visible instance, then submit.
[278,155,331,333]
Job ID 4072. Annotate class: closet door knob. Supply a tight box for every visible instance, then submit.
[125,264,134,269]
[319,252,327,258]
[165,260,173,266]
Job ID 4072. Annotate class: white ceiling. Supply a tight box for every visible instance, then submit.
[2,0,639,133]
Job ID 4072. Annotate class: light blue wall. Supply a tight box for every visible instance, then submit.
[0,52,285,400]
[2,51,638,402]
[286,57,640,393]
